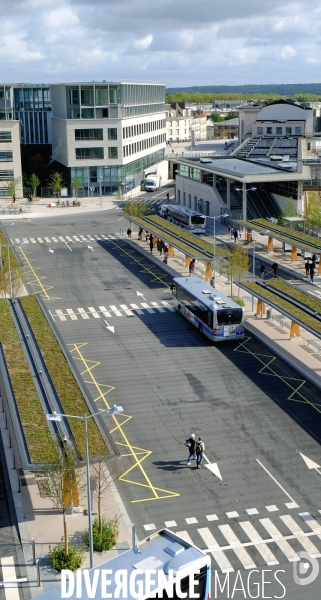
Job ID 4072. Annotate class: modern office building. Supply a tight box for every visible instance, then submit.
[0,84,52,145]
[50,81,167,196]
[0,121,23,198]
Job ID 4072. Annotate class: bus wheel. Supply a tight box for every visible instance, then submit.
[177,304,181,314]
[198,323,203,334]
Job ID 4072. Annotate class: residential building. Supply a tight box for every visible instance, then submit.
[165,103,207,143]
[0,121,23,199]
[207,117,239,140]
[50,81,167,196]
[0,84,52,144]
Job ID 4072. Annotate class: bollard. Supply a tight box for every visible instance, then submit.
[132,524,135,549]
[36,559,41,587]
[32,538,36,565]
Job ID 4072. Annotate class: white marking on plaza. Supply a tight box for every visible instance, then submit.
[203,453,223,480]
[52,237,58,242]
[280,514,321,557]
[66,309,78,320]
[130,303,144,314]
[206,514,219,521]
[185,517,198,524]
[143,524,156,531]
[88,245,94,251]
[136,291,146,300]
[151,301,165,312]
[99,306,112,318]
[44,237,51,243]
[140,302,155,313]
[120,304,133,316]
[37,238,43,243]
[226,511,239,519]
[77,308,90,319]
[109,305,122,317]
[48,248,54,253]
[299,512,321,537]
[266,505,279,512]
[88,307,100,318]
[55,310,67,321]
[175,531,194,546]
[0,556,27,600]
[105,320,115,334]
[256,458,297,503]
[246,508,259,515]
[198,528,234,573]
[64,242,72,251]
[164,520,177,527]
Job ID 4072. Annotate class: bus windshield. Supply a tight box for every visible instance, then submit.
[217,309,243,325]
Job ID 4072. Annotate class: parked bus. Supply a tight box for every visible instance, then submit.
[159,204,206,234]
[36,529,211,600]
[172,277,244,342]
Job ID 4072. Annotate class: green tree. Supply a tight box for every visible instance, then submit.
[219,243,249,298]
[224,112,239,120]
[123,198,149,220]
[71,176,82,200]
[210,114,224,123]
[29,173,41,198]
[48,172,66,201]
[5,178,17,201]
[282,198,297,218]
[305,191,321,228]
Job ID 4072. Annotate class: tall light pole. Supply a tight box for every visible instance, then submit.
[47,404,123,569]
[99,175,103,208]
[252,239,256,311]
[208,213,228,288]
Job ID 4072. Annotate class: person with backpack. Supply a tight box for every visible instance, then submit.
[260,263,265,279]
[163,246,168,264]
[195,437,205,469]
[185,434,196,465]
[127,227,132,238]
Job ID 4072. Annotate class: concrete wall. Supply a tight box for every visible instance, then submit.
[0,121,22,199]
[175,175,226,216]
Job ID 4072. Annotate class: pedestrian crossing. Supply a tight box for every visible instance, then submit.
[142,509,321,573]
[10,233,120,245]
[49,300,175,321]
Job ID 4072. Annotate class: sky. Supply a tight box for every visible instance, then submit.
[1,0,321,87]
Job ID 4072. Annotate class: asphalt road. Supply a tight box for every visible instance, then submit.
[3,210,321,599]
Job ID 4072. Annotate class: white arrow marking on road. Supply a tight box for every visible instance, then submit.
[88,245,94,251]
[64,242,72,251]
[48,247,54,253]
[8,223,14,226]
[136,291,146,300]
[105,320,115,333]
[203,454,223,480]
[299,452,321,474]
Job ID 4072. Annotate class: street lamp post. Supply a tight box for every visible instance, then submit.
[252,239,256,311]
[208,213,228,288]
[47,404,123,569]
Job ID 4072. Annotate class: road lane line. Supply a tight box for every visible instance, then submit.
[256,459,297,503]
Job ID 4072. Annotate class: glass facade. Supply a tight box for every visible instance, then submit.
[122,83,165,117]
[0,151,13,160]
[70,149,164,197]
[108,147,118,159]
[108,128,117,140]
[75,129,103,140]
[75,147,104,159]
[13,85,51,143]
[0,132,11,142]
[0,169,14,180]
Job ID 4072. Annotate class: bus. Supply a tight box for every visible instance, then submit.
[172,277,244,342]
[159,204,206,234]
[36,529,211,600]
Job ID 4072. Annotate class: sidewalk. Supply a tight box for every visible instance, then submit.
[131,228,321,391]
[0,196,124,221]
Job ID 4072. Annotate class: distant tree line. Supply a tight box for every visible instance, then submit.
[166,92,321,104]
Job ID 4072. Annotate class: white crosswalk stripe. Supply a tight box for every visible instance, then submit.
[66,309,78,320]
[140,302,155,313]
[198,528,234,573]
[77,308,90,319]
[50,302,178,321]
[109,305,123,317]
[259,518,300,562]
[239,521,278,566]
[11,233,121,247]
[219,524,256,569]
[299,512,321,538]
[88,307,100,318]
[280,514,321,557]
[99,306,112,318]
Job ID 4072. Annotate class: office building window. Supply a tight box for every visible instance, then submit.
[257,127,263,135]
[81,108,94,119]
[0,151,13,161]
[276,127,282,135]
[286,127,292,136]
[75,147,104,159]
[266,127,272,134]
[295,127,302,135]
[109,87,118,104]
[188,194,191,208]
[0,169,14,180]
[108,147,118,159]
[69,89,79,105]
[81,88,94,105]
[95,87,108,105]
[70,108,80,119]
[108,128,117,140]
[75,129,103,140]
[194,196,198,211]
[0,132,11,142]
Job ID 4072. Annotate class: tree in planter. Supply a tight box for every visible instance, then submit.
[29,173,41,199]
[89,451,120,537]
[0,242,25,298]
[123,198,148,222]
[117,176,125,198]
[48,172,66,202]
[41,444,83,561]
[5,178,18,202]
[305,191,321,229]
[71,177,82,200]
[219,243,249,299]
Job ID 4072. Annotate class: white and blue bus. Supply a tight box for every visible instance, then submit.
[172,277,244,342]
[36,529,211,600]
[159,204,206,234]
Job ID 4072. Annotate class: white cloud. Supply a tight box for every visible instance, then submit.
[280,45,296,59]
[134,34,153,50]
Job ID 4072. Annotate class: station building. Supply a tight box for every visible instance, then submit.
[50,81,167,196]
[170,100,321,221]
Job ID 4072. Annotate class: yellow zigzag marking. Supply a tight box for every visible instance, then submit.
[235,336,321,411]
[18,247,60,300]
[68,342,179,502]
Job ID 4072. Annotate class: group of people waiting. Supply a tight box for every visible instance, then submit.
[137,228,170,264]
[185,434,205,469]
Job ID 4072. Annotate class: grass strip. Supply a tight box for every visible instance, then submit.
[0,299,56,462]
[253,219,321,249]
[268,280,321,314]
[145,215,217,254]
[238,220,321,253]
[20,296,104,458]
[244,282,321,333]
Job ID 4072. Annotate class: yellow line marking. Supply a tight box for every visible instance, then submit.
[18,247,60,300]
[235,336,321,412]
[112,241,171,290]
[68,342,179,502]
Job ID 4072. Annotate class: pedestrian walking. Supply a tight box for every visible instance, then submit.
[272,261,278,277]
[260,263,265,279]
[310,265,315,284]
[185,434,197,465]
[149,236,154,253]
[163,247,168,264]
[312,254,317,268]
[127,227,132,238]
[230,227,234,239]
[227,225,230,236]
[210,277,215,287]
[12,194,16,204]
[157,239,164,255]
[233,229,238,243]
[166,192,169,201]
[305,260,310,277]
[238,228,242,239]
[195,437,205,469]
[189,258,196,276]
